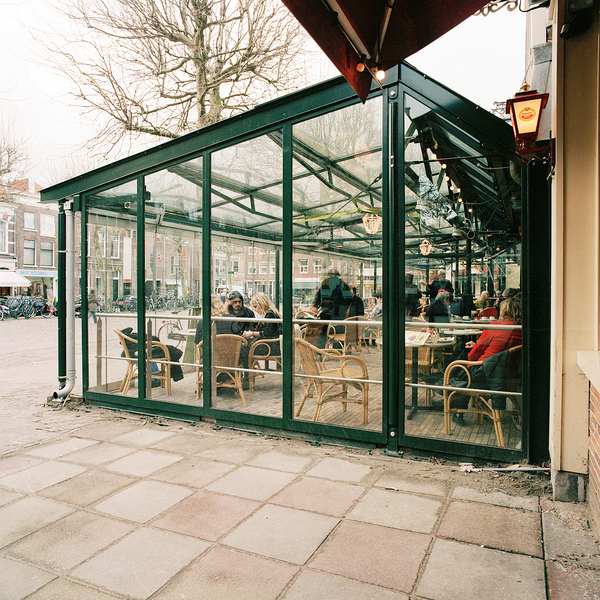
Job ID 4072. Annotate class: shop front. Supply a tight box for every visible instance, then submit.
[41,64,550,463]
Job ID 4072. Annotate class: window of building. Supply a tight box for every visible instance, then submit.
[0,220,8,254]
[349,263,353,275]
[40,241,54,267]
[23,239,35,265]
[215,258,220,274]
[40,214,55,236]
[342,261,347,274]
[110,234,120,258]
[313,258,322,274]
[298,258,309,273]
[259,262,267,275]
[248,262,257,274]
[270,261,275,274]
[97,230,106,257]
[171,255,179,275]
[23,212,35,230]
[233,260,239,273]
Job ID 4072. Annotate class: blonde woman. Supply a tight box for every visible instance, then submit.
[194,294,228,344]
[249,292,282,342]
[474,290,490,309]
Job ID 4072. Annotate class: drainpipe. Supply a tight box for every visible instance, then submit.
[52,201,76,400]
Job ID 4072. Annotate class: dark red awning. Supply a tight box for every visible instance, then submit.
[281,0,489,101]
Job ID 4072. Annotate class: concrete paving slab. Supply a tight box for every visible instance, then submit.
[104,449,183,477]
[374,472,448,497]
[438,500,543,557]
[281,569,409,600]
[150,431,222,455]
[0,557,56,600]
[26,577,122,600]
[0,455,44,477]
[0,460,86,493]
[38,469,135,506]
[56,442,135,466]
[70,527,209,599]
[452,485,540,511]
[206,465,297,501]
[150,456,235,488]
[196,442,265,464]
[0,496,73,549]
[309,519,430,593]
[0,487,22,507]
[153,545,298,600]
[151,489,260,541]
[417,538,546,600]
[109,428,176,447]
[546,559,600,600]
[221,503,339,564]
[305,457,372,483]
[74,421,141,441]
[542,511,600,559]
[5,511,135,573]
[246,450,313,473]
[24,437,99,458]
[94,480,193,523]
[347,487,443,534]
[270,476,365,517]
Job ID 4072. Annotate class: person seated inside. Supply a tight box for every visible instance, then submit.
[249,292,282,355]
[427,290,452,323]
[428,269,453,300]
[369,290,383,319]
[474,290,490,310]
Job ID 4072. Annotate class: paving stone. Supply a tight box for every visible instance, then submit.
[281,569,409,600]
[150,456,235,488]
[417,538,546,600]
[24,437,99,458]
[0,496,74,548]
[309,519,430,593]
[0,460,86,492]
[0,454,44,477]
[151,489,260,541]
[542,511,600,560]
[0,557,56,600]
[57,442,135,466]
[305,457,371,482]
[270,476,365,517]
[246,450,313,473]
[70,527,209,599]
[74,421,141,441]
[0,487,22,507]
[439,500,543,556]
[452,485,539,511]
[196,443,264,464]
[546,558,600,600]
[94,480,193,523]
[104,449,183,477]
[109,428,176,447]
[26,577,121,600]
[6,511,135,573]
[206,465,297,501]
[374,472,448,496]
[347,487,442,533]
[150,431,222,454]
[153,545,298,600]
[38,469,135,506]
[222,504,339,564]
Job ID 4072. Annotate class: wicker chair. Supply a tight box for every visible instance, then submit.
[114,329,171,395]
[326,316,370,355]
[294,338,369,424]
[196,334,248,405]
[442,345,522,447]
[248,338,282,391]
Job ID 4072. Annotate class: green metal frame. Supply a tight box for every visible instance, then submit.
[45,62,550,461]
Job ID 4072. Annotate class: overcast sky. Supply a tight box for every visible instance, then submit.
[0,1,526,188]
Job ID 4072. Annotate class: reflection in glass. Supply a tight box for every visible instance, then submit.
[403,94,523,449]
[292,99,383,431]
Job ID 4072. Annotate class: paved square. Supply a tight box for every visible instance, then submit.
[306,457,371,482]
[222,504,338,564]
[24,437,99,458]
[417,538,546,600]
[150,456,235,488]
[0,557,56,600]
[104,449,183,477]
[0,460,86,493]
[70,528,209,599]
[206,466,297,501]
[246,450,313,473]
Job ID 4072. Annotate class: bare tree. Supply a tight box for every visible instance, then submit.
[0,122,28,195]
[41,0,310,154]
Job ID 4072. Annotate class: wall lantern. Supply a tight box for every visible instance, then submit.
[505,86,553,163]
[362,213,382,234]
[419,239,432,256]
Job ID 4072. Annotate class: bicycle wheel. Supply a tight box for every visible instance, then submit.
[158,322,183,348]
[41,305,53,318]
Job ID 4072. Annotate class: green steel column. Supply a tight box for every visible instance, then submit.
[282,124,293,423]
[57,202,66,388]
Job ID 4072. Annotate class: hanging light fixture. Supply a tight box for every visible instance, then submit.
[362,213,382,234]
[505,85,553,162]
[419,239,432,256]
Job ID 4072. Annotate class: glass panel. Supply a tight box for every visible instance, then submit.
[403,94,523,450]
[144,167,203,405]
[86,180,138,397]
[292,99,383,432]
[211,134,283,415]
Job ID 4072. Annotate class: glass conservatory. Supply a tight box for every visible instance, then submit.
[42,63,550,462]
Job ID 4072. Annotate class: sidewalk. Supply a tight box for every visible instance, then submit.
[0,403,599,600]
